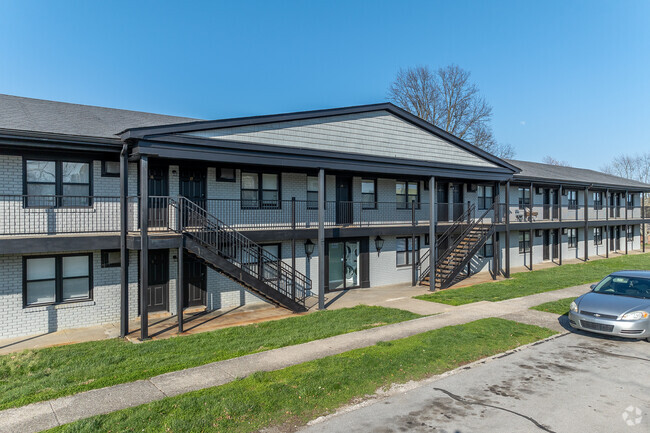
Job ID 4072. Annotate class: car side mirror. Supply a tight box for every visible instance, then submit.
[590,284,596,290]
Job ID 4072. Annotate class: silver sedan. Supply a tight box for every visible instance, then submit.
[569,270,650,341]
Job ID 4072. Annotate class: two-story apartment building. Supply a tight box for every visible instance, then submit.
[0,94,648,340]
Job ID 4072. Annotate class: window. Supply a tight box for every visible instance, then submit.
[101,160,120,177]
[567,190,578,210]
[626,225,634,241]
[216,168,236,182]
[594,227,603,245]
[518,187,530,209]
[244,244,281,280]
[241,172,280,208]
[568,228,578,248]
[593,192,603,210]
[478,185,493,210]
[25,159,91,207]
[396,236,419,266]
[24,254,92,307]
[361,179,377,209]
[481,236,494,257]
[307,176,319,209]
[627,193,635,208]
[396,181,419,209]
[101,250,121,268]
[518,231,530,254]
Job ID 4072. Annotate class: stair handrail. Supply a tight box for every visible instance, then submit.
[435,203,497,289]
[416,204,476,284]
[170,197,311,305]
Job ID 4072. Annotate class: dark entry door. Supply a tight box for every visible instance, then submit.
[179,166,207,227]
[616,226,621,250]
[543,189,550,220]
[610,227,616,251]
[183,253,206,308]
[336,176,353,225]
[437,183,449,222]
[148,165,169,229]
[552,229,560,259]
[147,249,169,312]
[452,184,464,220]
[543,230,550,260]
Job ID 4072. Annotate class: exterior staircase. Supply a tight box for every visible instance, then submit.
[170,197,310,312]
[418,203,496,290]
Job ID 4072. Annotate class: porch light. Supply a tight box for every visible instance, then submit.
[304,239,315,258]
[375,236,384,253]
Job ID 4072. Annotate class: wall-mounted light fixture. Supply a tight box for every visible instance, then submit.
[304,239,315,259]
[374,236,384,254]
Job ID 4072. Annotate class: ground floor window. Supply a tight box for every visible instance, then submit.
[24,254,92,307]
[594,227,603,245]
[397,236,419,266]
[568,228,578,248]
[626,226,634,242]
[518,231,530,254]
[481,236,494,257]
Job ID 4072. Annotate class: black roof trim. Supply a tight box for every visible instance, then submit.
[120,102,519,173]
[0,128,123,153]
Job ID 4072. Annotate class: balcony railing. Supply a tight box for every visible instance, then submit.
[1,195,646,237]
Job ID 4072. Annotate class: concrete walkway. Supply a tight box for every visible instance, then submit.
[0,284,589,433]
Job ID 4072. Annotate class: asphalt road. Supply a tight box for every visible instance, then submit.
[300,331,650,433]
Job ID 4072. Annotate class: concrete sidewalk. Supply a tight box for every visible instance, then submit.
[0,284,590,433]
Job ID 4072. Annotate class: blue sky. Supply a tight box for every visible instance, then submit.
[1,0,648,169]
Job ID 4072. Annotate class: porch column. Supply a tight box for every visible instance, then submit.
[139,155,149,340]
[529,228,533,271]
[558,185,563,222]
[411,200,417,286]
[429,176,436,291]
[504,180,511,278]
[492,181,499,279]
[448,183,453,221]
[119,144,129,338]
[584,187,589,261]
[177,246,184,333]
[625,224,629,254]
[606,189,610,258]
[643,192,646,253]
[318,168,325,310]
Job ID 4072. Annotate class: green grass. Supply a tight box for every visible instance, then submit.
[530,297,575,315]
[48,318,555,433]
[0,305,420,411]
[415,252,650,306]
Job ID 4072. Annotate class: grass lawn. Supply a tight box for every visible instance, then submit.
[0,305,420,411]
[530,297,575,315]
[48,318,555,433]
[415,252,650,306]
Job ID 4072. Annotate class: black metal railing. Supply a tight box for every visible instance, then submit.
[173,197,310,306]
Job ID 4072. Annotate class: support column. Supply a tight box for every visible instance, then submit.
[505,180,511,278]
[558,185,563,222]
[643,192,646,253]
[492,181,499,279]
[429,176,436,291]
[529,228,533,271]
[291,197,296,300]
[119,145,129,338]
[559,228,563,265]
[177,246,184,333]
[411,200,417,286]
[139,155,149,341]
[584,187,589,262]
[318,169,325,310]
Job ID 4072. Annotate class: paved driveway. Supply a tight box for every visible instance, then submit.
[300,331,650,433]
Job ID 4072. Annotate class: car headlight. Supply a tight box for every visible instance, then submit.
[621,311,649,321]
[570,301,578,313]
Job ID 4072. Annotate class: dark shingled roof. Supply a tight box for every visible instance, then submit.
[507,159,650,190]
[0,94,198,140]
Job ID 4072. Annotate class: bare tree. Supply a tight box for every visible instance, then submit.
[542,156,571,167]
[388,65,514,159]
[600,152,650,183]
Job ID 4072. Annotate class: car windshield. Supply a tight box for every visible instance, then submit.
[593,276,650,299]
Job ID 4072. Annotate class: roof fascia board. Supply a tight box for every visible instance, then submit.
[511,176,650,192]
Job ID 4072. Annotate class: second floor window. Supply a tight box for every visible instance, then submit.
[567,190,578,210]
[518,187,530,209]
[25,159,91,207]
[396,181,419,209]
[478,185,493,210]
[241,172,280,209]
[627,193,635,208]
[594,227,603,245]
[518,231,530,254]
[593,192,603,210]
[361,179,377,209]
[307,176,318,209]
[568,228,578,248]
